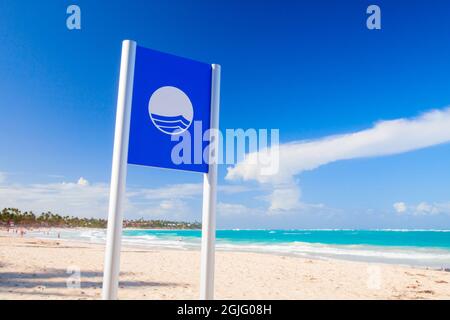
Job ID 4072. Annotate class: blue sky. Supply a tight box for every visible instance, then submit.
[1,0,450,229]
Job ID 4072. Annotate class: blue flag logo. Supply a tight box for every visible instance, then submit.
[128,46,212,173]
[149,86,194,135]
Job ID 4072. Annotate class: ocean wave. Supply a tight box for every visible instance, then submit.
[283,232,311,235]
[215,241,450,268]
[22,228,450,268]
[151,113,191,132]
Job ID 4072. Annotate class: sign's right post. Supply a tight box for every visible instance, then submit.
[200,64,221,300]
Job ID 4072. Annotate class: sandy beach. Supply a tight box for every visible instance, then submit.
[1,231,450,300]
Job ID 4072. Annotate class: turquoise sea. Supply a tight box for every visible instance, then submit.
[29,229,450,269]
[124,229,450,249]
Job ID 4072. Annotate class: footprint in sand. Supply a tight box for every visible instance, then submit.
[417,290,434,295]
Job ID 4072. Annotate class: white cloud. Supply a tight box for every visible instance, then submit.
[0,178,255,220]
[129,183,255,218]
[136,198,191,219]
[218,202,251,216]
[393,202,407,213]
[0,180,110,218]
[77,177,89,186]
[266,183,301,211]
[0,172,5,184]
[219,184,255,194]
[227,107,450,211]
[228,107,450,183]
[393,201,450,216]
[129,183,250,201]
[414,202,450,216]
[132,183,202,200]
[217,202,263,216]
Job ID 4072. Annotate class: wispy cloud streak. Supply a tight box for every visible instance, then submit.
[227,107,450,210]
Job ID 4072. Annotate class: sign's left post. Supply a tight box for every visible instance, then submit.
[102,40,136,300]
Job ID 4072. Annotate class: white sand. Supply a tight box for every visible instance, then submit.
[0,233,450,300]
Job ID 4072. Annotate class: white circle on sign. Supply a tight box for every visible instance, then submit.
[148,86,194,135]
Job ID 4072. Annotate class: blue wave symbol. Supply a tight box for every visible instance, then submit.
[151,113,191,133]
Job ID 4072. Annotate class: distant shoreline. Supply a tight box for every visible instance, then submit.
[0,207,201,230]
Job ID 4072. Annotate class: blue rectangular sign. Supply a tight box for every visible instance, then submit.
[128,46,212,173]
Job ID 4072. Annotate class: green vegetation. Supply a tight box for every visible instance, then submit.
[0,207,201,229]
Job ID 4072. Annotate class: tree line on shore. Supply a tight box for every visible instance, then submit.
[0,207,201,229]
